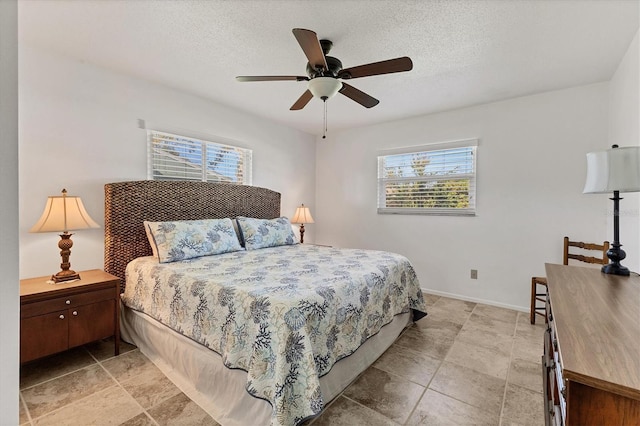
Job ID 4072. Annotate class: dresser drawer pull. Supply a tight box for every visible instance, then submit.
[72,311,78,316]
[65,300,71,305]
[59,314,65,320]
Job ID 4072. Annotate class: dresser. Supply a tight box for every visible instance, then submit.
[20,269,120,364]
[543,263,640,425]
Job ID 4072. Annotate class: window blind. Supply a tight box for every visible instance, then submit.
[147,130,252,185]
[377,141,477,215]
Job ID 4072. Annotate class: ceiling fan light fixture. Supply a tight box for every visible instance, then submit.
[308,77,342,101]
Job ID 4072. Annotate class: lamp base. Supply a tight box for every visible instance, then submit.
[602,244,630,276]
[601,263,630,276]
[299,223,305,244]
[52,269,81,283]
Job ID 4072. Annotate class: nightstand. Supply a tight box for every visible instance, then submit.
[20,269,120,364]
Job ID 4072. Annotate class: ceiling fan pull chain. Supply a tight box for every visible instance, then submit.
[322,100,327,139]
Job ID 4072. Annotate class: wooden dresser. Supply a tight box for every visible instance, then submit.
[543,263,640,425]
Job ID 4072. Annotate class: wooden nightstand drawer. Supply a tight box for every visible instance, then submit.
[21,288,115,319]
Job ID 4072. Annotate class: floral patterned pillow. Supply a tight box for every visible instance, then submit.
[236,217,297,250]
[144,218,243,263]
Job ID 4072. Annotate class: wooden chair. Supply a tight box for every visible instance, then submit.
[530,237,609,324]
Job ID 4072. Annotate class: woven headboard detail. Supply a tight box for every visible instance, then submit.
[104,180,281,291]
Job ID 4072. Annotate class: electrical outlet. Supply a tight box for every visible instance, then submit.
[470,269,478,279]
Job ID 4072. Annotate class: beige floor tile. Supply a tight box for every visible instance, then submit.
[413,315,463,335]
[501,384,545,426]
[343,366,424,424]
[147,392,219,426]
[101,350,157,382]
[120,364,182,409]
[429,298,475,325]
[515,313,547,343]
[394,325,456,360]
[373,343,441,386]
[433,297,476,313]
[464,312,516,337]
[456,322,514,356]
[429,361,506,416]
[512,335,544,365]
[85,337,137,362]
[22,364,116,419]
[119,413,157,426]
[407,389,499,426]
[422,293,441,306]
[473,304,519,324]
[19,395,29,425]
[312,396,398,426]
[508,357,543,394]
[33,385,142,426]
[20,347,96,390]
[445,339,511,380]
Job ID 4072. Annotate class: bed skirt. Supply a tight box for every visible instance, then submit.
[120,302,412,426]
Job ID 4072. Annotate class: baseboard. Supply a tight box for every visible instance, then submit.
[421,287,528,313]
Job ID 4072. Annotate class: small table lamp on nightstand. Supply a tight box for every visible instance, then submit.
[291,204,315,244]
[30,189,100,283]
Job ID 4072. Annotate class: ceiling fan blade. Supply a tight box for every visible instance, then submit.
[339,56,413,79]
[290,90,314,110]
[292,28,328,72]
[236,75,308,82]
[339,83,379,108]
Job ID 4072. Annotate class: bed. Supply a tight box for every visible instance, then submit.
[104,180,427,426]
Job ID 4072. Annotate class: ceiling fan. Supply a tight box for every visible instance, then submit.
[236,28,413,111]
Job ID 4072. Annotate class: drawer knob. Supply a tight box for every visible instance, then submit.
[72,311,78,316]
[59,314,65,320]
[65,300,71,305]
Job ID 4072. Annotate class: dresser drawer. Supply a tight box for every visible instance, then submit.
[21,288,115,318]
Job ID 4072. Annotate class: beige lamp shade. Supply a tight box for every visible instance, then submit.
[291,204,315,224]
[30,189,99,233]
[583,146,640,194]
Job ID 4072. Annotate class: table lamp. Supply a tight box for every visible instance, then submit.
[291,204,315,244]
[30,189,100,282]
[583,145,640,275]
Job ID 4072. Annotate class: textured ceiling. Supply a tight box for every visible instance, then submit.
[19,0,639,136]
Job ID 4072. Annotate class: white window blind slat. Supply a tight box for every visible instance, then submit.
[377,142,477,216]
[147,130,252,185]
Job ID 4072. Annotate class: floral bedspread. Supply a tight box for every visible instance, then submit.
[122,244,427,425]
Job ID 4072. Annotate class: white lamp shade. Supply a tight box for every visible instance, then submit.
[30,191,100,233]
[291,204,315,224]
[583,146,640,194]
[308,77,342,100]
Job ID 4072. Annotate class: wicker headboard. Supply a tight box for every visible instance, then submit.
[104,180,281,290]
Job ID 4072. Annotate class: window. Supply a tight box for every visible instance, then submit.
[147,130,252,185]
[377,139,477,215]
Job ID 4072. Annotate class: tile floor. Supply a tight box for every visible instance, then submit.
[19,294,546,425]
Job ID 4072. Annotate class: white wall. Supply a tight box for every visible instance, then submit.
[0,0,20,422]
[19,45,316,278]
[316,83,610,310]
[608,30,639,273]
